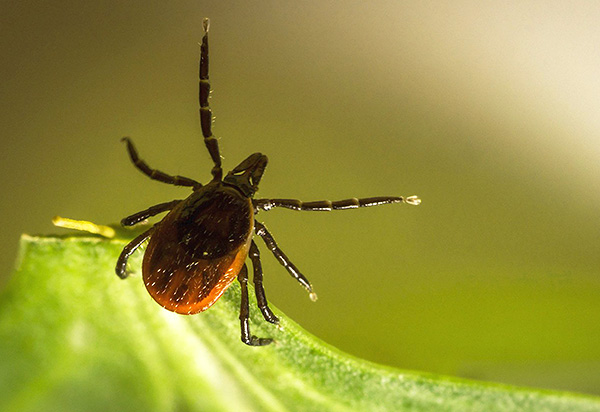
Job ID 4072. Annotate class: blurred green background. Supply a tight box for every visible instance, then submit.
[1,0,599,396]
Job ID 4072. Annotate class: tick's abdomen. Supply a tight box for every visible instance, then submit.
[142,183,254,314]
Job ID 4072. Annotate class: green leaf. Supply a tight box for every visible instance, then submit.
[0,234,598,412]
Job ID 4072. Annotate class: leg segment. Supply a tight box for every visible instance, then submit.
[254,195,420,212]
[249,240,279,324]
[254,221,317,301]
[199,18,222,181]
[121,200,182,227]
[115,226,154,279]
[238,264,273,346]
[121,137,201,188]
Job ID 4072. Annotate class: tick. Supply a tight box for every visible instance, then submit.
[116,18,420,346]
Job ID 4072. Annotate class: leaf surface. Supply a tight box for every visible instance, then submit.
[0,235,598,412]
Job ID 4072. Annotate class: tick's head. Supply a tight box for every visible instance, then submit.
[223,153,268,197]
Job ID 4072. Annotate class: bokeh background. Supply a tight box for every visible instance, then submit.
[2,0,599,396]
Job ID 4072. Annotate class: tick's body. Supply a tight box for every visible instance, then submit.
[116,19,419,345]
[144,182,254,314]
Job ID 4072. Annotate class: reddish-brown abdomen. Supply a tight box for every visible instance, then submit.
[141,183,254,314]
[143,238,250,314]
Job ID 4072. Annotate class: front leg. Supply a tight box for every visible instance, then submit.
[254,195,420,212]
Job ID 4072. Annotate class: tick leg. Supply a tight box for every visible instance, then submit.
[254,195,420,212]
[199,18,223,181]
[254,221,317,301]
[121,200,182,227]
[238,264,273,346]
[249,240,279,324]
[121,137,202,188]
[115,226,154,279]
